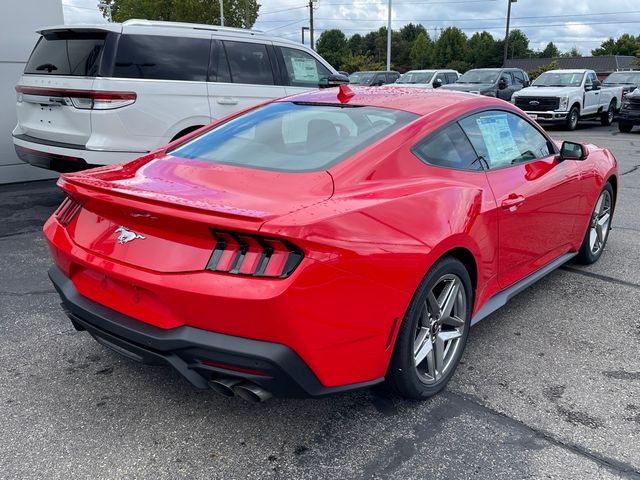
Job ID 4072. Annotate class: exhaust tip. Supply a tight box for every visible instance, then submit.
[233,382,272,403]
[208,377,242,397]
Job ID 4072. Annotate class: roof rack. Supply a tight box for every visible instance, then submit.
[122,19,264,35]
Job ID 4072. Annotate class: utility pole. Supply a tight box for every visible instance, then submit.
[219,0,224,26]
[502,0,517,66]
[386,0,392,71]
[309,0,315,50]
[245,0,249,28]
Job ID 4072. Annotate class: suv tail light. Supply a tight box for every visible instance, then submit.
[15,86,136,110]
[55,196,82,226]
[206,230,303,278]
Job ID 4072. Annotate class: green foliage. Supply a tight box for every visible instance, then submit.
[527,60,558,80]
[316,29,349,69]
[467,31,502,68]
[559,47,582,58]
[340,53,385,73]
[433,27,468,68]
[540,42,559,59]
[505,29,531,59]
[99,0,260,28]
[348,34,365,56]
[592,34,640,56]
[409,32,432,69]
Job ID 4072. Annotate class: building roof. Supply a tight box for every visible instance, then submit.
[505,55,639,73]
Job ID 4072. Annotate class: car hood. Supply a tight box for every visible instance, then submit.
[514,86,577,97]
[393,83,433,89]
[441,83,494,92]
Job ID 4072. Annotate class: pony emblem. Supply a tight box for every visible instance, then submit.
[115,226,145,244]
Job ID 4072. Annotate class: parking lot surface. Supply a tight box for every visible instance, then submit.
[1,124,639,479]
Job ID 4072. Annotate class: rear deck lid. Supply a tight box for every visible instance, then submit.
[59,155,334,272]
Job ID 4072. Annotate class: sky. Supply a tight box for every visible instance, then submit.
[61,0,640,55]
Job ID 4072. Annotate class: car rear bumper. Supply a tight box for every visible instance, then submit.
[13,135,144,172]
[49,265,382,398]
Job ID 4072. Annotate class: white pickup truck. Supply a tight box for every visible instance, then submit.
[511,69,622,130]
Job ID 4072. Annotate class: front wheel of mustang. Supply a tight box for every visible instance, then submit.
[387,256,472,400]
[576,183,614,264]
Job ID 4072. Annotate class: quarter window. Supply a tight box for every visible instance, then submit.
[224,41,275,85]
[280,47,331,87]
[459,111,553,169]
[412,123,481,170]
[513,71,525,85]
[446,73,458,84]
[113,35,209,81]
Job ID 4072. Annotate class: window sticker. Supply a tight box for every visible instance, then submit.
[290,56,319,82]
[475,114,520,166]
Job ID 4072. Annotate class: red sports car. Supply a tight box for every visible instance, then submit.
[45,86,617,402]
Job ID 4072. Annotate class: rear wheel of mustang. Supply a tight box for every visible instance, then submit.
[576,183,614,264]
[387,256,472,400]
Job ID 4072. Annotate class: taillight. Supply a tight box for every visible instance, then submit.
[54,196,82,226]
[14,86,136,110]
[206,230,303,278]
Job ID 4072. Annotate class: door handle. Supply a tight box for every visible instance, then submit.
[216,97,238,105]
[501,194,525,211]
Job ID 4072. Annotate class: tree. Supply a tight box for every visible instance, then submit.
[467,31,501,68]
[398,23,429,71]
[592,38,617,56]
[615,34,639,56]
[527,60,558,80]
[540,42,559,59]
[560,47,582,57]
[340,53,384,73]
[316,29,349,70]
[348,33,365,56]
[506,29,531,59]
[433,27,468,68]
[99,0,260,29]
[409,32,432,69]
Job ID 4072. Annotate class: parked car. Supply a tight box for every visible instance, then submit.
[602,70,640,98]
[617,87,640,133]
[349,70,400,86]
[394,69,459,89]
[45,86,617,402]
[13,19,347,172]
[511,69,622,130]
[441,67,529,101]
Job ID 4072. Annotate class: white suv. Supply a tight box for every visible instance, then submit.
[13,19,344,172]
[394,69,460,89]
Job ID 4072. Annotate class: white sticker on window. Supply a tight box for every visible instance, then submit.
[475,114,520,166]
[290,56,319,82]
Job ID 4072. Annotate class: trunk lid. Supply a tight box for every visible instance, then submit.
[60,155,334,273]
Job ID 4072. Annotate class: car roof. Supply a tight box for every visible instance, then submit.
[546,69,590,73]
[279,86,500,116]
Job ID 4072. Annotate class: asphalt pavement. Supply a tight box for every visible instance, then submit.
[1,123,639,479]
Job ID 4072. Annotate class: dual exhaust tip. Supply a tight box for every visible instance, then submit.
[209,377,272,403]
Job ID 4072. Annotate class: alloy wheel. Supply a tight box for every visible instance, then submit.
[413,274,467,384]
[589,189,612,255]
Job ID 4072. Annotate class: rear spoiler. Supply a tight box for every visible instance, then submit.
[37,24,122,35]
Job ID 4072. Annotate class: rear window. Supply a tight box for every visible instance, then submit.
[169,102,418,172]
[113,34,209,81]
[25,31,107,76]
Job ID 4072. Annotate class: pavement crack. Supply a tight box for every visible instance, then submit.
[620,164,640,176]
[560,265,640,290]
[447,390,640,479]
[0,289,56,297]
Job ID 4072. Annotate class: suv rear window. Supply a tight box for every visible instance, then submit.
[25,31,107,76]
[170,102,418,172]
[113,34,209,81]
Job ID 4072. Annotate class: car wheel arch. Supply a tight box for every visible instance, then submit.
[171,125,204,142]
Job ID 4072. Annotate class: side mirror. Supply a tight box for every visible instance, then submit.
[498,79,507,89]
[321,73,350,89]
[524,80,530,87]
[593,80,601,90]
[433,78,443,88]
[560,141,588,161]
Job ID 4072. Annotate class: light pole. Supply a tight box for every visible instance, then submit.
[502,0,517,66]
[219,0,224,26]
[386,0,392,71]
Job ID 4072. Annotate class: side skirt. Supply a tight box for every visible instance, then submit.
[470,252,577,326]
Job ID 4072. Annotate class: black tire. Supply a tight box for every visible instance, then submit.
[618,123,633,133]
[386,256,472,400]
[565,105,580,131]
[575,183,614,265]
[601,101,615,126]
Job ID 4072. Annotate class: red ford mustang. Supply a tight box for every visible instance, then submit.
[45,86,617,402]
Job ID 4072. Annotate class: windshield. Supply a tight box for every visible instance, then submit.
[170,102,418,172]
[24,31,107,76]
[533,72,584,87]
[396,71,435,84]
[349,72,375,84]
[457,70,499,84]
[603,72,640,85]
